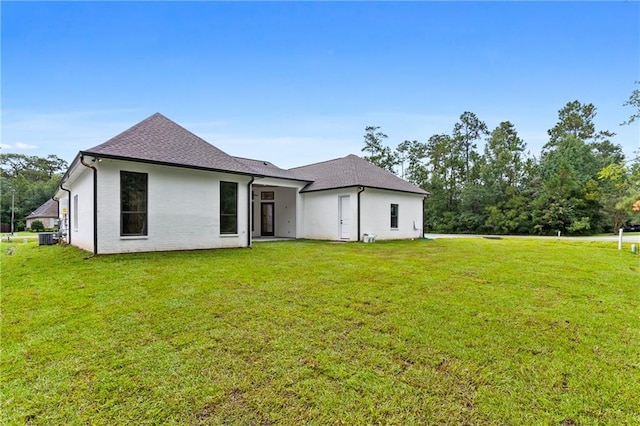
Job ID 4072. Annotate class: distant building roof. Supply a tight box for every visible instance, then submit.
[26,198,58,219]
[291,154,429,195]
[82,113,253,175]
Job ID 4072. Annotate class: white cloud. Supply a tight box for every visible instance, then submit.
[15,142,39,150]
[0,142,39,150]
[1,108,146,162]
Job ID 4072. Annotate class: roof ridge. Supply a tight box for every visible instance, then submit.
[289,154,352,171]
[233,156,276,165]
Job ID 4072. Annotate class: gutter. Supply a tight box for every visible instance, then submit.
[80,155,98,255]
[247,176,255,248]
[300,184,429,197]
[357,186,365,242]
[79,151,266,180]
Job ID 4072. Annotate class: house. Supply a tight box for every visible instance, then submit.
[54,113,429,254]
[25,198,59,230]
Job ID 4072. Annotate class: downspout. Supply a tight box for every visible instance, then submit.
[357,186,365,242]
[247,177,255,248]
[80,155,98,255]
[422,196,426,239]
[59,182,72,244]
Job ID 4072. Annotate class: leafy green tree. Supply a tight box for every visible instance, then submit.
[480,122,535,234]
[452,111,488,180]
[0,154,68,229]
[534,100,622,235]
[482,122,528,191]
[598,163,633,231]
[608,155,640,226]
[533,135,602,234]
[620,83,640,215]
[395,140,428,186]
[0,154,31,177]
[621,81,640,125]
[421,133,466,232]
[361,126,397,173]
[545,101,615,152]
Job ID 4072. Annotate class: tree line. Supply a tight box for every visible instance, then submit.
[2,87,639,235]
[362,94,640,235]
[0,154,68,231]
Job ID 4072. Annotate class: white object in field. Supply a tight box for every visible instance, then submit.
[619,228,623,250]
[362,233,377,243]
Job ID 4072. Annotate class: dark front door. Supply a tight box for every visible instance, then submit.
[261,202,274,236]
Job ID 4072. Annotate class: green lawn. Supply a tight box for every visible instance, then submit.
[2,238,639,424]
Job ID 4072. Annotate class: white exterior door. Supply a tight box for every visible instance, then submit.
[339,195,351,239]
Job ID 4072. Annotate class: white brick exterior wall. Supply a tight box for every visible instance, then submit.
[301,187,424,241]
[67,166,95,252]
[301,188,358,241]
[96,159,251,254]
[360,188,424,240]
[56,158,424,253]
[58,158,251,254]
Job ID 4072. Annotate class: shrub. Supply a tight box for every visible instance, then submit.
[31,220,45,232]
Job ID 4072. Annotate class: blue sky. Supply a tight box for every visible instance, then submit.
[2,1,639,169]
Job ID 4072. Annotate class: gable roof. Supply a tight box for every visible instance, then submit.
[82,113,253,175]
[233,157,310,181]
[291,154,429,195]
[26,198,58,219]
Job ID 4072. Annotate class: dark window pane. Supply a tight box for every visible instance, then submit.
[122,213,147,235]
[220,216,237,234]
[220,181,237,234]
[121,172,148,236]
[391,203,399,228]
[220,182,237,214]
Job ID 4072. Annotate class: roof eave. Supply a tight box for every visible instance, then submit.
[254,175,314,184]
[300,184,429,196]
[79,151,263,178]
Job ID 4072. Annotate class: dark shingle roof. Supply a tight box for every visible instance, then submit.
[26,198,58,219]
[83,113,253,174]
[291,154,429,195]
[75,113,427,195]
[233,157,310,181]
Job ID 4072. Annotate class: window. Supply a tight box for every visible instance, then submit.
[220,181,238,234]
[121,171,148,236]
[390,203,399,229]
[73,195,78,230]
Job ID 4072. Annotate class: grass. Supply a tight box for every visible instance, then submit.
[2,238,639,424]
